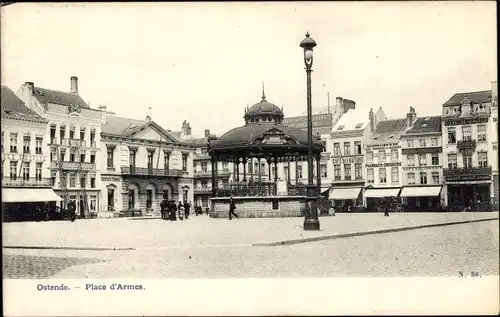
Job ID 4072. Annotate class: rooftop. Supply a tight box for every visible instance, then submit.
[33,86,90,109]
[443,90,492,106]
[101,115,148,135]
[405,116,442,134]
[371,118,408,142]
[1,86,46,122]
[331,108,369,132]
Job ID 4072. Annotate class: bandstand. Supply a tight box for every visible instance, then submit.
[208,91,324,218]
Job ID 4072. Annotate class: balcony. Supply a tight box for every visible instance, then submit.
[194,187,212,194]
[194,169,232,178]
[456,139,476,151]
[193,153,211,160]
[121,166,186,177]
[443,166,492,182]
[49,161,96,170]
[90,141,96,148]
[2,177,52,187]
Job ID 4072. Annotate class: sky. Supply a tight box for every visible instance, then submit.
[1,2,497,137]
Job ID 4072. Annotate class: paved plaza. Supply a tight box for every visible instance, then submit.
[3,212,499,279]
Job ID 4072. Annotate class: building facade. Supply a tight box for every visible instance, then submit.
[1,86,61,221]
[400,116,444,211]
[441,88,494,210]
[489,81,498,207]
[17,77,103,218]
[100,111,194,217]
[364,107,417,210]
[326,107,385,210]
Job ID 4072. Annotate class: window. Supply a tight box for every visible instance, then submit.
[355,163,362,179]
[107,188,115,210]
[386,151,391,162]
[254,162,259,173]
[147,151,154,169]
[408,172,415,185]
[51,172,56,187]
[344,164,351,180]
[80,175,86,188]
[478,152,488,167]
[22,162,30,180]
[297,166,303,179]
[90,154,96,163]
[448,154,457,169]
[367,168,374,184]
[22,135,31,153]
[321,139,327,152]
[366,151,373,162]
[201,162,208,172]
[60,150,66,161]
[334,165,341,181]
[107,147,114,168]
[463,152,472,169]
[69,128,75,139]
[379,168,387,184]
[462,126,472,141]
[50,150,56,162]
[431,153,439,165]
[60,126,66,143]
[35,137,43,154]
[9,133,18,153]
[391,150,398,161]
[284,166,290,179]
[80,153,85,163]
[70,173,76,187]
[36,162,42,181]
[146,190,153,209]
[129,150,136,168]
[432,172,440,184]
[90,130,96,143]
[419,139,426,147]
[407,140,414,148]
[431,138,438,147]
[222,162,228,172]
[333,143,341,156]
[477,125,487,142]
[378,150,386,163]
[447,128,456,144]
[182,154,188,171]
[80,128,85,141]
[419,154,427,166]
[344,142,351,155]
[90,177,96,188]
[391,167,399,184]
[201,180,208,188]
[354,141,362,154]
[90,195,97,211]
[164,152,170,170]
[70,151,76,162]
[420,172,427,185]
[128,189,135,210]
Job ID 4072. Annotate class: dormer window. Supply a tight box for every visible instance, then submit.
[355,123,363,129]
[337,125,345,131]
[388,134,394,139]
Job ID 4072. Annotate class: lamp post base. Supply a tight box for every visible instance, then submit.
[303,184,320,231]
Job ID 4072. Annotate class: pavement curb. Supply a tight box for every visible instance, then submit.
[252,217,500,247]
[2,246,135,251]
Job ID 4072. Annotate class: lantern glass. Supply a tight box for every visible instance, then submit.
[304,49,313,61]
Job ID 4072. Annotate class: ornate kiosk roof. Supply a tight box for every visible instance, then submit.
[209,91,324,159]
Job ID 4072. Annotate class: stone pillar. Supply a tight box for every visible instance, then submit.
[267,158,271,181]
[287,160,291,184]
[243,158,247,181]
[235,158,240,182]
[295,160,299,184]
[258,158,262,182]
[211,157,217,197]
[316,154,321,194]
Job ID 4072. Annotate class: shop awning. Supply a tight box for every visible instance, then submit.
[2,188,62,203]
[365,188,401,198]
[400,186,442,197]
[329,187,363,200]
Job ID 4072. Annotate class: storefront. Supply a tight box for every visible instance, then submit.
[364,187,401,212]
[328,187,363,212]
[399,185,442,211]
[2,187,62,222]
[446,183,491,211]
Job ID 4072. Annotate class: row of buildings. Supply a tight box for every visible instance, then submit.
[1,77,498,220]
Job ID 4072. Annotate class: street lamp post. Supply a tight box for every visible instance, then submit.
[300,32,320,231]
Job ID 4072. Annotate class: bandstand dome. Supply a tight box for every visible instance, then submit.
[209,92,324,155]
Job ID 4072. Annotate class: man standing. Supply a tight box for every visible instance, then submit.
[184,201,191,219]
[178,201,184,220]
[229,196,238,220]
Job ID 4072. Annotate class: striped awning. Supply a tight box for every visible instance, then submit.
[2,188,62,203]
[364,188,401,198]
[400,186,442,197]
[329,187,363,200]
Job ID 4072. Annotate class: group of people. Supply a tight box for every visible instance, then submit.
[159,200,209,221]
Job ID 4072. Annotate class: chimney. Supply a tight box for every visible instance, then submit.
[335,97,343,114]
[145,115,151,122]
[98,105,107,124]
[70,76,78,94]
[406,106,416,128]
[204,129,210,137]
[25,82,34,94]
[369,108,375,132]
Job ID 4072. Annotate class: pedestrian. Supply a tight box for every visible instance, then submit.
[160,199,167,220]
[328,205,336,216]
[184,201,191,219]
[383,197,390,217]
[169,201,177,221]
[228,196,238,220]
[67,200,76,222]
[178,201,184,220]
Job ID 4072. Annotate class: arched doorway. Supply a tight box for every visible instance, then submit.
[128,183,140,210]
[163,183,173,201]
[145,183,157,212]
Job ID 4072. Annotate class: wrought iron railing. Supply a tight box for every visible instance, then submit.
[121,166,186,177]
[457,139,476,151]
[287,183,307,196]
[216,183,277,197]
